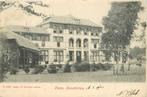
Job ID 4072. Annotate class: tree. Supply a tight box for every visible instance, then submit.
[102,1,143,75]
[0,1,50,18]
[140,22,146,46]
[0,31,8,82]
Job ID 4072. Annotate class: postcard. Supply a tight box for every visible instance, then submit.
[0,0,146,97]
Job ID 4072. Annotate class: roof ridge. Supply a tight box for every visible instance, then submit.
[41,15,100,27]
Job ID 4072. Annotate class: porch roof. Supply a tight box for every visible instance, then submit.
[0,29,39,51]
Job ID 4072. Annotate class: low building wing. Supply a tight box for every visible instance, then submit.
[0,29,39,51]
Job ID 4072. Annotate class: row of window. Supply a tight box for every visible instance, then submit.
[34,37,99,48]
[91,39,99,44]
[21,33,50,41]
[91,52,100,62]
[39,50,64,63]
[53,29,99,36]
[53,36,64,42]
[39,50,100,63]
[50,23,102,32]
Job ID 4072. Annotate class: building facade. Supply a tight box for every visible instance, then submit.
[0,29,39,69]
[6,16,106,65]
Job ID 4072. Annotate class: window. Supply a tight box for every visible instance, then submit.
[46,35,50,41]
[69,31,73,34]
[83,39,88,48]
[32,34,37,40]
[69,51,74,61]
[53,30,56,33]
[94,44,97,48]
[84,51,88,61]
[54,51,64,63]
[59,30,63,34]
[42,41,45,47]
[41,35,50,41]
[53,36,63,42]
[36,35,41,41]
[91,33,93,36]
[96,33,99,36]
[69,38,74,47]
[91,51,99,62]
[76,39,81,48]
[84,32,88,35]
[91,39,99,44]
[24,34,31,40]
[40,50,49,63]
[57,42,60,47]
[53,29,63,34]
[77,31,81,35]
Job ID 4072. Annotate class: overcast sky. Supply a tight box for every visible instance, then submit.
[41,0,111,26]
[38,0,147,25]
[0,0,146,26]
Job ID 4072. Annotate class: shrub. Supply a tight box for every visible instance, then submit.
[90,63,113,71]
[23,67,30,74]
[10,68,18,75]
[32,65,46,74]
[101,63,113,70]
[89,63,102,71]
[73,62,90,72]
[0,62,7,82]
[47,65,57,73]
[63,64,71,72]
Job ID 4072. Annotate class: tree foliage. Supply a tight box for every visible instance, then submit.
[101,1,144,74]
[0,31,8,82]
[102,1,144,49]
[130,47,145,59]
[0,1,50,17]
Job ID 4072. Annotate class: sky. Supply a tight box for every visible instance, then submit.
[0,0,146,48]
[41,0,111,26]
[0,0,146,26]
[30,0,147,25]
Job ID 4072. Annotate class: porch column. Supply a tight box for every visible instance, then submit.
[23,49,25,67]
[81,38,84,61]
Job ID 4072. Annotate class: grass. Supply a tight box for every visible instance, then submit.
[5,64,146,82]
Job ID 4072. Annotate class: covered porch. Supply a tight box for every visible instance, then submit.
[3,30,40,68]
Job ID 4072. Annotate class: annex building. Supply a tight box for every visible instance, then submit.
[5,15,106,65]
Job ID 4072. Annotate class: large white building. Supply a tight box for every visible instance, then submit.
[6,16,105,65]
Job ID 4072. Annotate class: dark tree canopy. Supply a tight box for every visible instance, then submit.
[102,1,144,49]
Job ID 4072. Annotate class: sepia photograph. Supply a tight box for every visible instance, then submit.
[0,0,146,82]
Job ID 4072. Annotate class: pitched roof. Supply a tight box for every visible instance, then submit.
[0,29,39,51]
[39,15,100,27]
[5,25,49,34]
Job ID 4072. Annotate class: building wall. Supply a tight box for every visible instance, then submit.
[38,23,104,65]
[14,23,105,65]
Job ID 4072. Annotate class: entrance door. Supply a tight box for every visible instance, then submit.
[76,51,81,63]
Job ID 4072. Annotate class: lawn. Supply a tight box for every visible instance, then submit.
[5,64,146,82]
